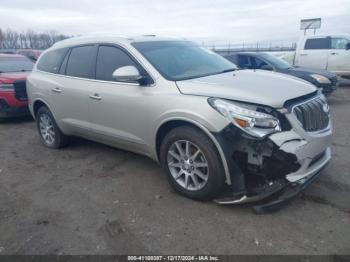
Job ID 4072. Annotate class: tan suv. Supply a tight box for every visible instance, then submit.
[26,36,332,210]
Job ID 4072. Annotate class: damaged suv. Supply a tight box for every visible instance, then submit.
[27,36,332,210]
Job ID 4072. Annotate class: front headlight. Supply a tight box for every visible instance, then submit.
[310,74,331,84]
[208,98,281,138]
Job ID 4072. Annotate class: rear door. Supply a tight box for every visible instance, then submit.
[297,37,330,70]
[49,45,97,135]
[327,37,350,74]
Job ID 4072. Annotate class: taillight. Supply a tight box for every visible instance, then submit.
[0,84,14,90]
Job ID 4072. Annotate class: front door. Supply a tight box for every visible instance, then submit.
[327,37,350,74]
[88,44,153,153]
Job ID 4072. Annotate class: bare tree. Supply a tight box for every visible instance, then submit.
[0,27,70,50]
[0,28,4,48]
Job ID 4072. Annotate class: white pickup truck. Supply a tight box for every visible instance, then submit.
[276,35,350,78]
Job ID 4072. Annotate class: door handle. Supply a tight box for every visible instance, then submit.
[89,93,102,100]
[331,52,338,55]
[52,87,62,93]
[300,54,308,56]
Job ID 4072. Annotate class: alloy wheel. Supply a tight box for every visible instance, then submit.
[167,140,209,191]
[39,113,55,145]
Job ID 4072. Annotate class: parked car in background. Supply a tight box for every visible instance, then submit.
[0,54,33,120]
[273,35,350,79]
[27,36,332,211]
[16,49,42,62]
[0,49,17,55]
[224,52,338,95]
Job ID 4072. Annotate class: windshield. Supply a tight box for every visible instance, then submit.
[259,53,292,70]
[0,57,34,73]
[132,41,237,81]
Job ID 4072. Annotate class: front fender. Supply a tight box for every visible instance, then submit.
[153,114,232,185]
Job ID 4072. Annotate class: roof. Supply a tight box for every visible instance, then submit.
[52,35,186,49]
[301,34,350,39]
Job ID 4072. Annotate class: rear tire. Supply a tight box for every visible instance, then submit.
[36,106,68,148]
[160,125,225,201]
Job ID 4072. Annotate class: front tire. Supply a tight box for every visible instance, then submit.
[160,125,225,201]
[36,106,68,149]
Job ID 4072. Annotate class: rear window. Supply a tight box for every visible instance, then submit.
[0,57,34,73]
[37,48,68,73]
[304,38,330,50]
[66,45,96,79]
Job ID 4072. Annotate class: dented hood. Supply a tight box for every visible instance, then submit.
[176,70,316,108]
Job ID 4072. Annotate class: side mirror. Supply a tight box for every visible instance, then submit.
[112,65,143,83]
[260,64,273,71]
[346,43,350,50]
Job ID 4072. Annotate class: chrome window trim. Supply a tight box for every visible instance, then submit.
[35,69,144,86]
[35,41,157,87]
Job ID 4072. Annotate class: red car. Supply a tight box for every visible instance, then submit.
[0,54,33,120]
[16,49,42,62]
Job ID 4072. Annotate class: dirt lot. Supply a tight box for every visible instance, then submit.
[0,88,349,255]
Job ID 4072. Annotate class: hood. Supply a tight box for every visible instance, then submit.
[176,70,316,108]
[0,71,30,84]
[280,67,336,79]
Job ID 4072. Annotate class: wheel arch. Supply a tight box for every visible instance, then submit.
[155,118,232,185]
[32,98,56,120]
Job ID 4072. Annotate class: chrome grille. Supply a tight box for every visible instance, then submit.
[292,96,330,132]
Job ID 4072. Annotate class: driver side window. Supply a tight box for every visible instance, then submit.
[95,45,139,82]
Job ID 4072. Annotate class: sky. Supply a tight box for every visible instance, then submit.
[0,0,349,45]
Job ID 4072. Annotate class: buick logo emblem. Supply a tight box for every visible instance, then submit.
[323,103,330,114]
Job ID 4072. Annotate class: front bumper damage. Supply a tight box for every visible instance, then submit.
[212,117,332,213]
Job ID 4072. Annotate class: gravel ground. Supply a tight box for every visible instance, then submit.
[0,87,349,255]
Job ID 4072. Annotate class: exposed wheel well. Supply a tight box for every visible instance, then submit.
[33,100,47,117]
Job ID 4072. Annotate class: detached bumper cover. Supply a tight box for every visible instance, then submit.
[252,164,327,214]
[215,148,330,205]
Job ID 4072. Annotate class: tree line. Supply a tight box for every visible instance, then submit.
[0,28,71,50]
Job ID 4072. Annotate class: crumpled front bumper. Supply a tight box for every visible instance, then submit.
[268,127,332,183]
[214,116,332,210]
